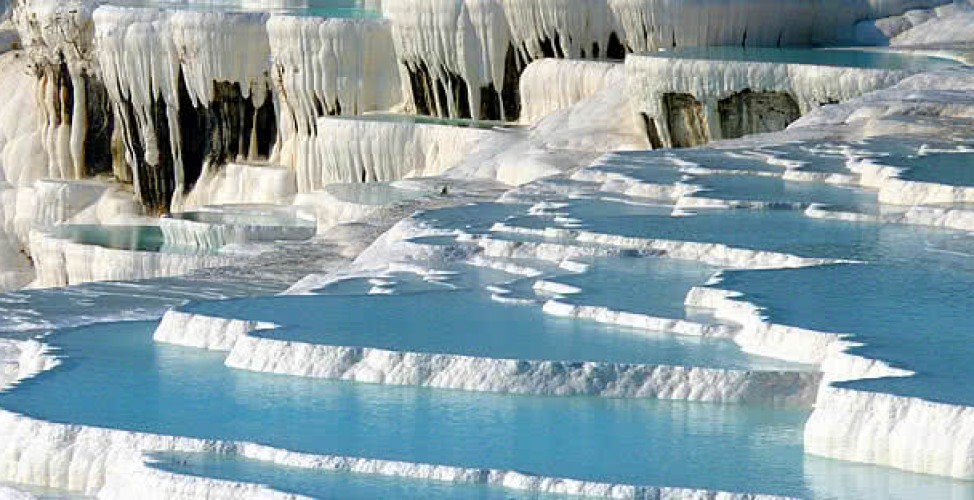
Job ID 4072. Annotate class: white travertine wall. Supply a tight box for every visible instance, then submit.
[268,15,401,170]
[381,0,950,120]
[625,54,917,147]
[28,229,233,288]
[518,59,623,124]
[293,117,498,192]
[180,163,297,209]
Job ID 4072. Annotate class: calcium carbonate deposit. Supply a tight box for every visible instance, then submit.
[0,0,972,498]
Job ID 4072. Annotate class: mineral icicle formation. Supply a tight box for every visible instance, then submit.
[7,0,949,212]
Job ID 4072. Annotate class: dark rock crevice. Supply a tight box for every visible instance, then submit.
[606,32,626,60]
[81,71,115,178]
[640,112,663,149]
[116,91,174,214]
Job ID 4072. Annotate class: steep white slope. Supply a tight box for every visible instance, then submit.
[0,339,56,391]
[854,0,974,46]
[0,51,47,188]
[180,163,297,209]
[379,0,948,120]
[518,59,623,124]
[608,0,952,51]
[0,232,31,292]
[294,117,498,191]
[268,15,401,170]
[0,487,36,500]
[526,71,647,154]
[290,189,385,233]
[793,67,974,128]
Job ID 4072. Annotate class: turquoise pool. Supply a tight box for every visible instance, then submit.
[650,47,961,70]
[0,321,811,496]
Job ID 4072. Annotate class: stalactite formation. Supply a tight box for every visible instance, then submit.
[9,0,950,210]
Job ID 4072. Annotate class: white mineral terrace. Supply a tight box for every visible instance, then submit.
[0,340,794,499]
[0,0,970,498]
[626,51,928,148]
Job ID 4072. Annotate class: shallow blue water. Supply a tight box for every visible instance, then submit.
[750,143,855,174]
[718,253,974,405]
[749,138,939,175]
[587,160,688,185]
[896,153,974,187]
[149,450,974,500]
[501,206,868,258]
[693,173,877,210]
[565,197,675,219]
[607,149,784,174]
[0,321,813,496]
[551,255,716,319]
[53,223,238,255]
[415,202,528,235]
[501,202,973,262]
[3,321,971,498]
[54,224,168,252]
[180,288,799,370]
[150,452,537,499]
[0,276,282,335]
[656,47,959,70]
[484,187,974,405]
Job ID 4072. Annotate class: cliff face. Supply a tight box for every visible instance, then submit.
[9,0,951,213]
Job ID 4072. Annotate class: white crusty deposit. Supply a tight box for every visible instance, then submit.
[381,0,948,120]
[681,282,974,480]
[224,335,820,406]
[154,308,275,351]
[481,223,849,269]
[292,116,499,192]
[152,307,818,406]
[804,385,974,480]
[28,229,234,288]
[179,163,297,210]
[625,52,918,147]
[518,59,623,124]
[268,15,402,171]
[0,339,57,392]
